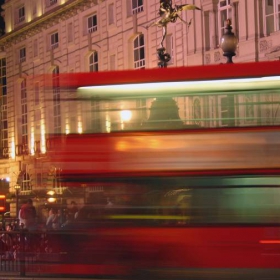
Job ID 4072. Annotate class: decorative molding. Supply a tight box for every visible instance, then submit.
[205,53,211,64]
[260,40,272,53]
[0,0,93,47]
[214,51,221,62]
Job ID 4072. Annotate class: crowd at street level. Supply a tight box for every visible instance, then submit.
[0,199,80,261]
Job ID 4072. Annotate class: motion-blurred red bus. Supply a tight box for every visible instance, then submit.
[40,61,280,279]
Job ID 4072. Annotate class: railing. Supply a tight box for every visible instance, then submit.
[0,228,67,277]
[88,25,97,33]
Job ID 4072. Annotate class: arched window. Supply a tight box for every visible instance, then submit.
[89,51,98,72]
[134,34,145,69]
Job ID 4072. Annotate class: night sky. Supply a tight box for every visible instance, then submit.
[0,0,4,33]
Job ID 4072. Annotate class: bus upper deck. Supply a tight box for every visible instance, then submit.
[40,60,280,132]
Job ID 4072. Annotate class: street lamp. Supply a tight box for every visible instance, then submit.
[47,190,56,203]
[14,184,21,218]
[220,19,238,63]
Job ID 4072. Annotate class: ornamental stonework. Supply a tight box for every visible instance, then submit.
[260,40,272,53]
[214,51,221,62]
[205,54,211,64]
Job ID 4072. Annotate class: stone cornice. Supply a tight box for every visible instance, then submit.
[0,0,93,47]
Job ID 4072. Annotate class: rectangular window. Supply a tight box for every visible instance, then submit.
[89,52,98,72]
[47,0,58,7]
[53,67,61,134]
[219,0,232,38]
[18,6,25,23]
[88,15,98,33]
[19,47,26,63]
[50,32,59,49]
[33,1,37,15]
[0,58,7,157]
[204,11,211,51]
[264,0,280,35]
[21,79,28,149]
[132,0,144,14]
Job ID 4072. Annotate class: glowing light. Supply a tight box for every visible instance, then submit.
[120,110,132,122]
[6,22,11,33]
[105,114,111,133]
[78,121,83,134]
[47,190,56,203]
[78,76,280,98]
[11,138,15,159]
[259,240,280,244]
[30,130,35,156]
[47,197,56,203]
[65,123,70,134]
[47,190,55,196]
[41,122,46,154]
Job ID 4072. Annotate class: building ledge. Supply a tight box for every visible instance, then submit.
[0,0,93,47]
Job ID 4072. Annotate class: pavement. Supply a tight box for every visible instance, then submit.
[0,273,107,280]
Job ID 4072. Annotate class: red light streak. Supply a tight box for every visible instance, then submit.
[259,240,280,244]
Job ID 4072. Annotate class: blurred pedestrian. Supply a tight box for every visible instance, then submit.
[19,199,36,230]
[46,208,59,230]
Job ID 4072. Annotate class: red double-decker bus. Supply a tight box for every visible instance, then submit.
[40,61,280,279]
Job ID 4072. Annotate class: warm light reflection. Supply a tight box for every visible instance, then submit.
[41,122,46,154]
[65,123,70,134]
[47,190,55,196]
[78,121,83,134]
[47,197,56,203]
[120,110,132,122]
[11,138,15,159]
[106,114,111,133]
[6,22,11,33]
[30,130,35,156]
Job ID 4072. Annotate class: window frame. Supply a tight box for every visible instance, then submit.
[89,51,99,72]
[218,0,232,39]
[132,0,144,15]
[87,14,98,33]
[19,47,26,63]
[264,0,280,36]
[133,34,145,69]
[50,32,59,49]
[18,6,25,23]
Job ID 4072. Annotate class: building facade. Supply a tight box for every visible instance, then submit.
[0,0,280,216]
